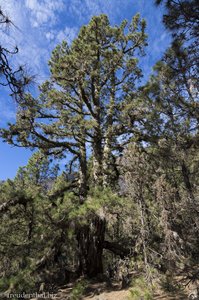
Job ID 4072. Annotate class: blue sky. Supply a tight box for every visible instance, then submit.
[0,0,171,180]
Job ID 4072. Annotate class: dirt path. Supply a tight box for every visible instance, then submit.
[30,275,199,299]
[55,290,189,300]
[55,282,190,300]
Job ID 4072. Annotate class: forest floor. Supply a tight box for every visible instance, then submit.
[52,278,197,300]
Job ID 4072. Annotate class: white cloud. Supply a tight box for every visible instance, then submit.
[0,0,61,84]
[45,26,78,47]
[67,0,131,23]
[0,96,16,124]
[45,31,55,41]
[24,0,65,27]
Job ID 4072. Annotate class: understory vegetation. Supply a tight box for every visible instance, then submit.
[0,1,198,299]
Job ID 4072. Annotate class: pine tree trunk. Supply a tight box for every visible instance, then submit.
[92,82,103,185]
[86,217,106,277]
[79,143,87,204]
[103,73,115,187]
[78,101,88,204]
[77,217,106,277]
[93,132,103,185]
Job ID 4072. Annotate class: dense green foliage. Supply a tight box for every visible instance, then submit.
[0,1,198,298]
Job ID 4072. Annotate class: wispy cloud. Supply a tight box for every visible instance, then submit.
[0,0,66,87]
[24,0,65,28]
[0,96,16,125]
[67,0,131,23]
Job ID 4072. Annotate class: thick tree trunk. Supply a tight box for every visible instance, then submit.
[77,217,106,277]
[103,73,115,187]
[86,217,106,277]
[78,100,88,204]
[92,80,103,185]
[93,132,103,185]
[77,120,105,277]
[79,142,87,204]
[77,74,106,277]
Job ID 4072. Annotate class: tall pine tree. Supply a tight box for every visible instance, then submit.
[1,14,147,276]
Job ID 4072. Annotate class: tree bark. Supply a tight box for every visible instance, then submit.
[75,97,88,204]
[103,73,116,187]
[77,217,106,277]
[78,137,87,204]
[92,132,103,185]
